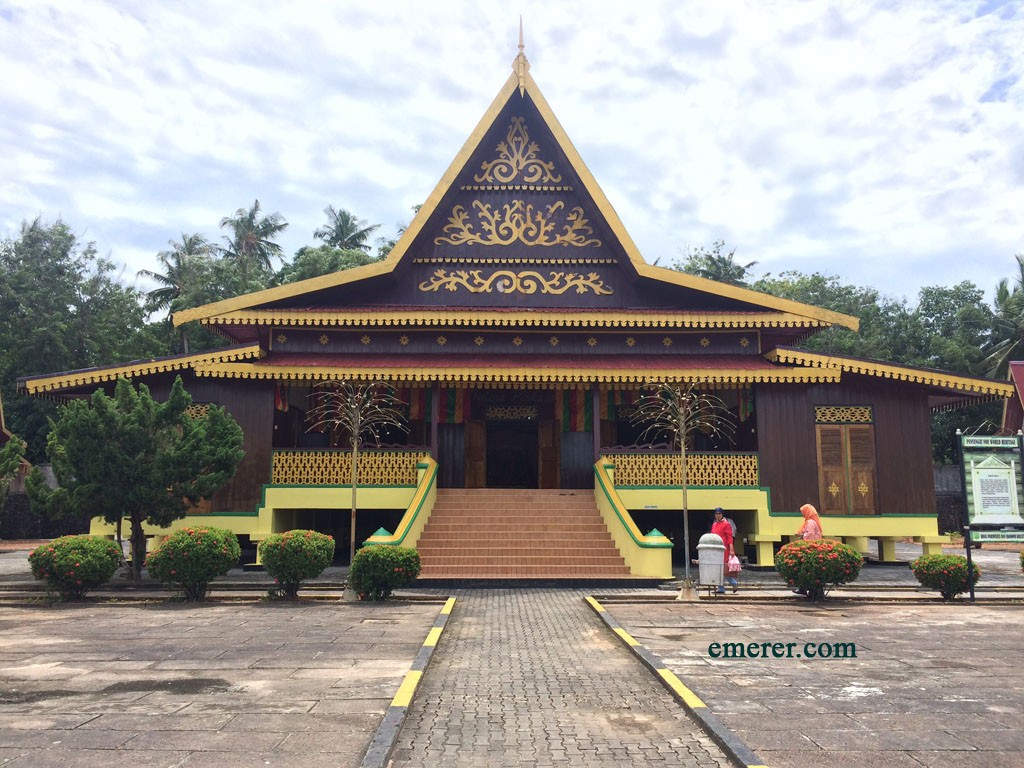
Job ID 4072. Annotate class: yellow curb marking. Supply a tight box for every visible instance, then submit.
[657,668,706,709]
[585,596,605,612]
[391,670,422,707]
[613,627,640,646]
[424,627,443,647]
[441,597,456,614]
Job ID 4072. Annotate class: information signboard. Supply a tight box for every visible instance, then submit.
[960,434,1024,540]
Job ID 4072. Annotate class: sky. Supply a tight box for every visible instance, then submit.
[1,0,1022,305]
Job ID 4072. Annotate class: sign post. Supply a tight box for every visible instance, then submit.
[957,431,1024,603]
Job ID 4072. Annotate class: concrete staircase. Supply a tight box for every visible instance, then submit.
[415,488,633,580]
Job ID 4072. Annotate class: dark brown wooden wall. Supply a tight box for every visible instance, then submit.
[156,375,274,514]
[757,377,936,515]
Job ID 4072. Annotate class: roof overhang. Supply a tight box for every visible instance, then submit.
[17,344,265,396]
[193,352,840,387]
[767,347,1014,399]
[200,308,833,330]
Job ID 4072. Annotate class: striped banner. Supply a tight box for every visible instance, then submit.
[438,388,470,424]
[601,389,638,420]
[737,386,754,422]
[558,389,593,433]
[274,383,289,412]
[399,388,432,421]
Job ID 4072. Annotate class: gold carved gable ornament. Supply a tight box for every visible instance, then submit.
[475,116,561,184]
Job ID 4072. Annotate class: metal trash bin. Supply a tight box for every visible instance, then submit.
[697,533,726,587]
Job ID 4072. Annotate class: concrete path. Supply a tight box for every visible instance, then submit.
[603,599,1024,768]
[387,588,731,767]
[0,601,442,767]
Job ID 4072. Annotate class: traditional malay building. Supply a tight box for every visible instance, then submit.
[18,44,1013,579]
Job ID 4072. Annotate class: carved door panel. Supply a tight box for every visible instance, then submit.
[465,419,486,488]
[538,418,559,489]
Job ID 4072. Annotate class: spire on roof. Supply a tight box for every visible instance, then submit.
[512,17,530,95]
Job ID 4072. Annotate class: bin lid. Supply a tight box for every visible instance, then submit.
[698,532,725,548]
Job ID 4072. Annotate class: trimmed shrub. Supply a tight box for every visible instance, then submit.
[911,553,980,600]
[259,530,336,598]
[1019,551,1023,574]
[145,526,241,601]
[348,545,421,601]
[775,539,864,601]
[28,535,122,600]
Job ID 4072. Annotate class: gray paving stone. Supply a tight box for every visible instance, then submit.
[388,588,732,767]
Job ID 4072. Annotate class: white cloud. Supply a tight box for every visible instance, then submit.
[0,0,1021,303]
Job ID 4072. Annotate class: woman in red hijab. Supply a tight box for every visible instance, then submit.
[711,507,739,593]
[797,503,822,540]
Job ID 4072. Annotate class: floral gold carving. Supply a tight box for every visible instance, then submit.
[474,117,562,184]
[434,200,601,248]
[418,269,613,296]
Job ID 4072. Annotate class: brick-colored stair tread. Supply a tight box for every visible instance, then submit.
[416,488,632,578]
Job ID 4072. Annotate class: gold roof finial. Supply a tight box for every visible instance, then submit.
[513,16,530,95]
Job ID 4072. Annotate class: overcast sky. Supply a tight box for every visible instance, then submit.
[1,0,1022,305]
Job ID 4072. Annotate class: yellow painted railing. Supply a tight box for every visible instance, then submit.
[363,457,439,549]
[593,461,673,578]
[606,451,759,487]
[270,449,430,486]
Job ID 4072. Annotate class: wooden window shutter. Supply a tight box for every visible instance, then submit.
[816,425,849,515]
[847,425,878,514]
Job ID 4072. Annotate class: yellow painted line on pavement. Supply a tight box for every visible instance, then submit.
[613,627,640,646]
[657,668,706,709]
[424,627,443,647]
[585,596,605,612]
[391,670,422,707]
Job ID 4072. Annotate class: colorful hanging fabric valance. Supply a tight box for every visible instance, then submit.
[438,387,471,424]
[274,383,289,412]
[398,387,432,421]
[737,385,755,422]
[601,389,639,420]
[558,389,593,433]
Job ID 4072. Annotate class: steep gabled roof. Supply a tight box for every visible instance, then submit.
[767,347,1014,403]
[174,52,858,332]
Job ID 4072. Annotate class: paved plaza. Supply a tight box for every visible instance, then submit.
[0,544,1021,766]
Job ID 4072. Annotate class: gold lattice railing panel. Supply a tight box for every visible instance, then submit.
[271,450,430,486]
[609,453,760,487]
[814,406,873,424]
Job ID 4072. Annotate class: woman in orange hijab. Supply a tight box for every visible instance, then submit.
[796,503,822,540]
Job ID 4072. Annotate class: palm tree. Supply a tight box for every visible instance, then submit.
[220,200,288,280]
[138,234,215,314]
[138,234,216,354]
[314,206,379,252]
[676,241,757,286]
[983,254,1024,379]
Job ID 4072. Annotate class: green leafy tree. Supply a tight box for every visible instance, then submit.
[314,206,379,252]
[630,381,735,590]
[138,233,219,353]
[0,432,26,499]
[0,218,159,461]
[220,199,288,281]
[275,245,381,285]
[376,204,422,258]
[984,254,1024,379]
[308,381,408,563]
[674,241,758,286]
[35,376,244,580]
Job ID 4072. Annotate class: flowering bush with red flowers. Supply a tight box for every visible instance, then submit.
[258,529,335,599]
[145,526,240,601]
[911,554,980,600]
[347,545,420,601]
[28,536,122,601]
[775,539,864,601]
